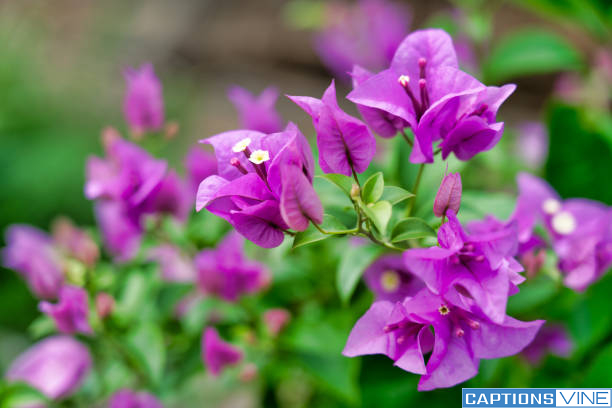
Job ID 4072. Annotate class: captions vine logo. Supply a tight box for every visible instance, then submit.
[463,389,612,407]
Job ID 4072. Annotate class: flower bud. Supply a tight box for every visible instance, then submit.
[263,308,291,336]
[350,183,361,200]
[96,292,115,320]
[433,172,462,218]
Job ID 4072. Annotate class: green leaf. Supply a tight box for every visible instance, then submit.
[317,174,354,198]
[125,322,166,386]
[380,185,414,205]
[391,217,436,242]
[337,244,382,303]
[361,172,384,203]
[0,382,49,407]
[362,201,392,235]
[292,214,351,249]
[483,29,582,82]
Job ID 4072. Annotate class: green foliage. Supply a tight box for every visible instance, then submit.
[336,244,382,304]
[391,218,437,243]
[483,29,583,83]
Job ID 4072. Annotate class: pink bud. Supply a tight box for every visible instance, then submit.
[95,292,115,320]
[263,308,291,336]
[433,172,462,218]
[239,363,258,382]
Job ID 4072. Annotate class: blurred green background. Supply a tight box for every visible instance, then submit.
[0,0,611,407]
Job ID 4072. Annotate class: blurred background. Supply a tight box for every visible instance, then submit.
[0,0,611,406]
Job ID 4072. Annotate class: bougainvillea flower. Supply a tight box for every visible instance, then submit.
[512,173,612,291]
[289,80,376,175]
[184,146,217,195]
[2,225,64,299]
[314,0,411,79]
[521,324,573,365]
[123,63,164,134]
[348,28,514,163]
[404,210,521,323]
[39,285,92,335]
[350,65,409,138]
[228,86,283,134]
[196,123,322,247]
[147,244,196,283]
[94,201,143,262]
[516,121,548,168]
[195,232,269,301]
[343,288,543,390]
[263,308,291,336]
[6,336,92,400]
[51,217,99,267]
[433,172,462,217]
[202,327,243,376]
[85,134,167,208]
[109,389,163,408]
[141,170,192,222]
[363,254,424,302]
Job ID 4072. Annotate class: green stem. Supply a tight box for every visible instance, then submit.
[401,129,414,147]
[406,163,425,216]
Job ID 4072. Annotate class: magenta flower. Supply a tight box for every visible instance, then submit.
[521,324,573,365]
[363,254,424,302]
[228,86,283,134]
[85,134,167,208]
[109,389,163,408]
[348,29,515,163]
[202,327,243,376]
[350,65,409,138]
[147,244,196,283]
[343,288,544,390]
[314,0,411,79]
[433,172,462,218]
[51,218,99,268]
[195,232,269,302]
[404,210,522,323]
[289,80,376,176]
[516,122,548,168]
[123,63,164,134]
[263,308,291,336]
[39,285,92,335]
[94,201,143,262]
[196,123,323,248]
[2,225,64,299]
[184,146,217,196]
[6,336,92,400]
[512,173,612,290]
[141,170,192,222]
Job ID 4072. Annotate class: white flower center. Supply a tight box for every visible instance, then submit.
[380,270,400,293]
[438,304,450,315]
[397,75,410,87]
[542,198,561,215]
[551,211,576,235]
[248,150,270,164]
[232,137,252,153]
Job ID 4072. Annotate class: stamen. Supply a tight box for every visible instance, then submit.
[463,244,475,252]
[397,75,422,119]
[474,255,485,262]
[551,211,576,235]
[418,58,427,79]
[230,158,248,175]
[232,137,252,153]
[455,327,465,337]
[419,79,430,111]
[466,319,480,330]
[396,335,406,344]
[542,198,561,215]
[249,150,270,165]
